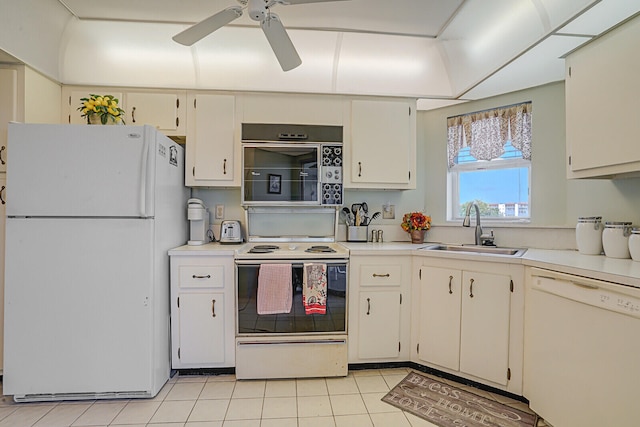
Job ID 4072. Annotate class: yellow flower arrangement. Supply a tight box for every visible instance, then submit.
[401,212,431,232]
[78,94,125,124]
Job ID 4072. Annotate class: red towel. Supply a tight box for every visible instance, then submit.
[303,263,327,315]
[257,264,292,315]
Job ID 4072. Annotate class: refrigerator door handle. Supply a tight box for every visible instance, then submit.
[139,134,150,217]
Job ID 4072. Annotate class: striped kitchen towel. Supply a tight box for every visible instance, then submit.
[303,263,327,315]
[257,264,293,315]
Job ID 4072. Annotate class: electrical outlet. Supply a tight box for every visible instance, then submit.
[215,204,224,219]
[383,204,395,219]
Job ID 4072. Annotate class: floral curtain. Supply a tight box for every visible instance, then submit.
[447,102,532,168]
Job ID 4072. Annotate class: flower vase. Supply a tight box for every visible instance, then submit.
[88,114,119,125]
[410,229,426,244]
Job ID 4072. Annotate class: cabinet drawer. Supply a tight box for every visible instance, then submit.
[179,265,225,288]
[359,264,402,287]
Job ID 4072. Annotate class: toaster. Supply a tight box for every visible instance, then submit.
[220,220,243,244]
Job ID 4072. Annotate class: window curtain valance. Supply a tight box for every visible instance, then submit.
[447,102,532,168]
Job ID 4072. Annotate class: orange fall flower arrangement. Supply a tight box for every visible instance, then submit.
[401,212,431,232]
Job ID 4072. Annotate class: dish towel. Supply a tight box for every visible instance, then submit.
[257,264,292,315]
[303,263,328,315]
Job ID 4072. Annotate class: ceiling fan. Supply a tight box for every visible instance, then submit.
[172,0,350,71]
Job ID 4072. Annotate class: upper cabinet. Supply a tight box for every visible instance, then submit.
[64,88,124,125]
[0,68,17,173]
[62,87,186,136]
[345,99,416,189]
[185,93,239,187]
[124,91,186,136]
[241,93,345,125]
[566,15,640,179]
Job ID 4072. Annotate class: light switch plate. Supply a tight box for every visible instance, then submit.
[215,204,224,219]
[383,204,395,219]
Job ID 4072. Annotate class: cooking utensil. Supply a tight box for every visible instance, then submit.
[361,211,379,226]
[341,207,354,225]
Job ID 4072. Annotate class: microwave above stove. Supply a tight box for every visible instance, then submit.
[241,123,343,206]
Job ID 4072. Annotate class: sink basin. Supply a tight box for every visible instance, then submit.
[421,244,527,257]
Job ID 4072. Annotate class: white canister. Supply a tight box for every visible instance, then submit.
[576,216,603,255]
[602,222,632,259]
[629,228,640,262]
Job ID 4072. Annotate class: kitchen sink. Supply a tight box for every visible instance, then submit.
[421,244,527,257]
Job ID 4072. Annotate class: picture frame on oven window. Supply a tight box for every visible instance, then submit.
[268,174,281,194]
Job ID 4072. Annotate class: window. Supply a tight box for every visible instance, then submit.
[447,102,532,221]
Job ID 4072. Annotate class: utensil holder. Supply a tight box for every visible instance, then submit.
[347,226,368,242]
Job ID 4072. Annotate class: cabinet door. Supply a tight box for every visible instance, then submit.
[566,17,640,178]
[178,292,225,365]
[125,92,186,134]
[0,69,17,173]
[0,173,5,370]
[350,100,412,185]
[418,266,462,371]
[66,90,124,125]
[188,94,236,185]
[460,271,511,385]
[358,290,401,359]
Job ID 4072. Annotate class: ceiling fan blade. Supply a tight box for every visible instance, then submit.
[173,7,243,46]
[261,13,302,71]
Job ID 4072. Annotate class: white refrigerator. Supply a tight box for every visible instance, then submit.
[3,123,189,402]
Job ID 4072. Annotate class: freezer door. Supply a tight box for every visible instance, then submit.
[6,123,159,218]
[3,217,169,397]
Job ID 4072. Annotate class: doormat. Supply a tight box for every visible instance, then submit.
[382,371,537,427]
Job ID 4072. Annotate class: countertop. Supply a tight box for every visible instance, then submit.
[169,241,640,288]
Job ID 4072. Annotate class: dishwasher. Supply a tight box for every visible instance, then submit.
[524,267,640,427]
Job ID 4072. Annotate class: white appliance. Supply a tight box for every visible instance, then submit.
[3,123,189,402]
[524,268,640,427]
[187,198,209,245]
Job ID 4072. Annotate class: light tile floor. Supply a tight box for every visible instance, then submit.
[0,368,551,427]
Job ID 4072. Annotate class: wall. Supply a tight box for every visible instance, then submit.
[195,81,640,248]
[421,81,640,248]
[23,67,61,124]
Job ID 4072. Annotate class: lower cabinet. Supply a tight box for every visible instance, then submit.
[413,259,524,394]
[357,290,402,359]
[176,292,226,365]
[349,255,411,363]
[169,252,235,368]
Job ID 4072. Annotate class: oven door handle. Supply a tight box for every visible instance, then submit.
[235,260,349,266]
[237,339,347,346]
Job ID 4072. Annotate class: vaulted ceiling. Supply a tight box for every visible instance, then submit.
[1,0,639,109]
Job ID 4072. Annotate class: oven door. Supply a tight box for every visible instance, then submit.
[236,260,347,336]
[235,259,349,379]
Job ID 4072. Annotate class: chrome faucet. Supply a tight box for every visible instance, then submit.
[463,202,483,245]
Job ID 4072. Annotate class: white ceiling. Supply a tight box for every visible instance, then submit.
[9,1,640,108]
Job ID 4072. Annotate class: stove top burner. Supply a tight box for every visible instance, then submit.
[305,245,336,253]
[248,245,280,254]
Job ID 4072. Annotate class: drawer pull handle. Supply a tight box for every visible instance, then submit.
[193,274,211,279]
[372,273,390,278]
[448,275,453,294]
[366,297,371,315]
[212,299,216,317]
[469,278,475,298]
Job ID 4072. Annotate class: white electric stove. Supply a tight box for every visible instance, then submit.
[236,242,349,260]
